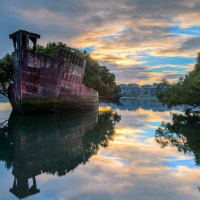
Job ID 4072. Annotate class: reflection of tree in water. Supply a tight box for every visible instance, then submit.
[84,110,121,161]
[0,108,120,199]
[0,120,13,169]
[155,111,200,165]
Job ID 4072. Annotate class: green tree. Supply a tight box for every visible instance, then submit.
[157,53,200,111]
[36,42,121,99]
[194,52,200,72]
[36,42,72,57]
[0,54,13,97]
[0,42,120,100]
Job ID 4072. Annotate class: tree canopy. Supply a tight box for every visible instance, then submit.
[0,54,13,97]
[36,42,121,99]
[0,42,120,99]
[157,53,200,110]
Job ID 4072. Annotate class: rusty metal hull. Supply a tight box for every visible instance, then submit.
[9,50,99,113]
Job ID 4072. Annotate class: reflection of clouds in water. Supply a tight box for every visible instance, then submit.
[0,100,14,200]
[0,102,11,122]
[1,100,200,199]
[116,107,172,122]
[36,148,200,200]
[34,108,200,200]
[0,164,12,200]
[115,108,172,140]
[0,103,11,111]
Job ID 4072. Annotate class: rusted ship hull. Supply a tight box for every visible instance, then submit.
[9,30,98,113]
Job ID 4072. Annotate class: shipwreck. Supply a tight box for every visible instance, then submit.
[8,30,98,113]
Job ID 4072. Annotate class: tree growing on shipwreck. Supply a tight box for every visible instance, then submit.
[0,42,120,100]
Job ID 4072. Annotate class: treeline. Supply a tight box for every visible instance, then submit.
[157,52,200,112]
[155,53,200,165]
[0,54,13,97]
[0,42,120,100]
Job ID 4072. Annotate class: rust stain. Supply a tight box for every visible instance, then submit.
[9,30,98,113]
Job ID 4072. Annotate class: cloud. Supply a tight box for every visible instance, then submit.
[0,0,200,83]
[153,37,200,57]
[108,66,187,84]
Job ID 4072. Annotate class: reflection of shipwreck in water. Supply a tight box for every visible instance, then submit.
[9,112,97,199]
[0,109,120,199]
[9,30,98,113]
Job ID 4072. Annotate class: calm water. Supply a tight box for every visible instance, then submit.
[1,96,200,200]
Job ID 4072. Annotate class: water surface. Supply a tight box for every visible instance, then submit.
[1,97,200,200]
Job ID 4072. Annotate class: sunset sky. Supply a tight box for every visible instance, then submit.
[0,0,200,84]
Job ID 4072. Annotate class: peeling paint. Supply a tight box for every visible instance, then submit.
[9,30,98,113]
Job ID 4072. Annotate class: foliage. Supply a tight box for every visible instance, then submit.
[155,111,200,165]
[0,54,13,97]
[194,52,200,72]
[36,42,73,58]
[0,42,120,99]
[36,42,121,99]
[157,53,200,110]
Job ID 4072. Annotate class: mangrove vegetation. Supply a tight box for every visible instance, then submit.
[157,53,200,111]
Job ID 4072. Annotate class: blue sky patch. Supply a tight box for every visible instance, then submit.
[169,26,200,37]
[80,46,95,53]
[165,157,197,169]
[140,55,195,68]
